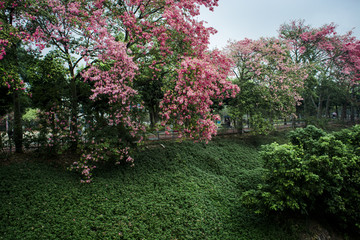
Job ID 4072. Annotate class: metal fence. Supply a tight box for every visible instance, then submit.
[0,120,307,153]
[144,121,306,141]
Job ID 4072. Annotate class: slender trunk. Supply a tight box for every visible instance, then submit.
[70,77,78,150]
[335,105,338,118]
[341,103,347,121]
[13,90,23,153]
[8,11,22,153]
[66,56,79,151]
[325,95,331,118]
[294,106,300,127]
[238,115,244,133]
[149,104,159,128]
[149,111,154,128]
[247,113,250,129]
[292,117,296,128]
[51,113,57,147]
[350,105,355,123]
[350,87,355,123]
[303,98,308,127]
[268,107,273,126]
[317,95,322,119]
[309,95,318,118]
[6,115,12,152]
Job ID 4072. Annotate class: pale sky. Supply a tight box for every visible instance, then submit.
[199,0,360,49]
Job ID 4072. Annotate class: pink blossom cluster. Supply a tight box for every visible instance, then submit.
[342,41,360,82]
[160,51,239,142]
[71,160,96,184]
[0,39,8,60]
[0,0,43,56]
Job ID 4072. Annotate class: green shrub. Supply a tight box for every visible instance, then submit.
[241,125,360,231]
[334,124,360,155]
[288,125,326,149]
[241,143,312,214]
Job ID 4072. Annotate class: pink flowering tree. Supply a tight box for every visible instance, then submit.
[1,0,240,181]
[279,20,359,121]
[225,37,307,133]
[0,0,43,153]
[112,0,229,130]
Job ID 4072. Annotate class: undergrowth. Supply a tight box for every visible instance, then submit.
[1,137,301,239]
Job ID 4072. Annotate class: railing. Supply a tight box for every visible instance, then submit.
[144,120,306,141]
[0,120,307,153]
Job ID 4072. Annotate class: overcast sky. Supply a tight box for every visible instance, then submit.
[199,0,360,49]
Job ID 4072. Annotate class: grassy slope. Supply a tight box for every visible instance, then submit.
[0,136,298,240]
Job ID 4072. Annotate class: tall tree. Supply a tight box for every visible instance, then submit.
[279,20,358,121]
[0,0,40,153]
[2,0,238,180]
[225,37,307,133]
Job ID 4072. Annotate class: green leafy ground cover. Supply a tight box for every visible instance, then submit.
[0,133,341,239]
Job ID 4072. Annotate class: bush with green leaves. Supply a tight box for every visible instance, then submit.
[241,125,360,231]
[288,124,326,149]
[333,124,360,155]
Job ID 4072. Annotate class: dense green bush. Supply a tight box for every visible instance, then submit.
[288,124,326,149]
[333,124,360,155]
[241,125,360,231]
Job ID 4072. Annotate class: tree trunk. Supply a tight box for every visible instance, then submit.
[149,109,155,128]
[350,87,355,123]
[10,15,23,153]
[237,116,244,133]
[335,105,338,119]
[341,103,347,121]
[303,98,308,127]
[292,117,296,128]
[325,95,331,118]
[13,90,23,153]
[149,104,159,128]
[69,66,78,151]
[309,95,318,119]
[350,105,355,123]
[6,115,13,153]
[317,95,322,119]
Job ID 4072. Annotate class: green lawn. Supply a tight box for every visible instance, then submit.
[1,136,300,239]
